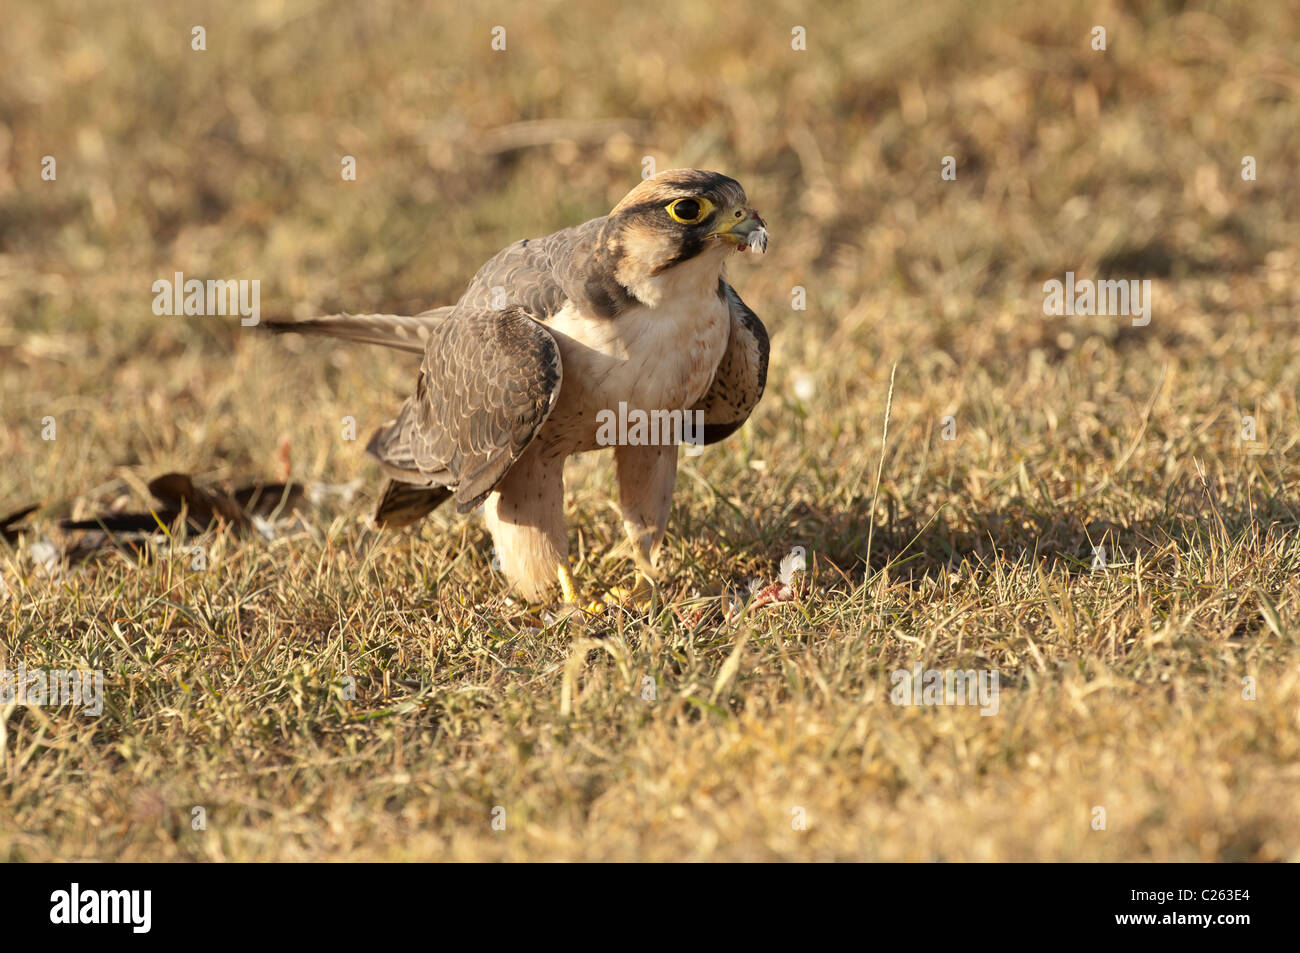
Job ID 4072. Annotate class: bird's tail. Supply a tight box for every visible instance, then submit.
[373,479,452,527]
[263,307,454,354]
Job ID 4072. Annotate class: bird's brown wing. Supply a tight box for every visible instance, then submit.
[366,306,563,514]
[690,281,770,444]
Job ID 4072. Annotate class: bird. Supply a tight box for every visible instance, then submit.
[267,169,770,605]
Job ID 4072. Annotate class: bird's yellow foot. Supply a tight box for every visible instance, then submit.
[557,565,656,615]
[600,572,656,611]
[555,565,605,615]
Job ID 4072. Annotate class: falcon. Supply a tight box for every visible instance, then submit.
[268,169,770,604]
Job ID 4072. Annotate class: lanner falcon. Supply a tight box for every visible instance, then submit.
[269,169,770,604]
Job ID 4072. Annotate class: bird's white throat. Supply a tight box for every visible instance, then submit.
[620,239,732,309]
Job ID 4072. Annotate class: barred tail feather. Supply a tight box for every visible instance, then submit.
[373,480,452,527]
[264,308,454,353]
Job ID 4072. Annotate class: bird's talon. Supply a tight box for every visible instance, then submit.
[602,581,653,611]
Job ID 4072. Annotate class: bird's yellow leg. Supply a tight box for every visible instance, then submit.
[629,546,659,589]
[556,564,611,615]
[557,564,579,605]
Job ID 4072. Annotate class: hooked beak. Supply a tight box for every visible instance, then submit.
[710,206,769,254]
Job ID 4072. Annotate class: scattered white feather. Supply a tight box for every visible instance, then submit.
[779,549,806,586]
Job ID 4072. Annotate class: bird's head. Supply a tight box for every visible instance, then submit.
[598,169,767,306]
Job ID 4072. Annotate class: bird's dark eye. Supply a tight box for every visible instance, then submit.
[666,197,712,224]
[672,199,700,220]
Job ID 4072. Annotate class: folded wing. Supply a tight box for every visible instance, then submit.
[690,282,770,444]
[367,307,563,515]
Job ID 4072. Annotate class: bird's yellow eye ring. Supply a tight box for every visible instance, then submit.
[666,196,714,225]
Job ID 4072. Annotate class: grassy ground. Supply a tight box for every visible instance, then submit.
[2,0,1299,860]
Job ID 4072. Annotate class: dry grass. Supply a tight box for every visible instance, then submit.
[2,0,1299,860]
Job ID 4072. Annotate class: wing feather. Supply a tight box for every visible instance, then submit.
[690,282,770,444]
[366,307,562,513]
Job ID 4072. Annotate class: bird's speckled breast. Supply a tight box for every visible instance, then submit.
[538,270,731,455]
